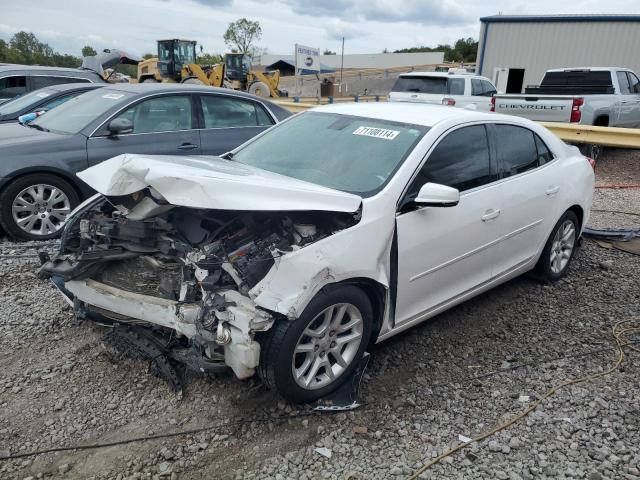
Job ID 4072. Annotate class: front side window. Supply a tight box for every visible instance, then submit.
[406,125,494,198]
[495,125,540,177]
[200,95,273,128]
[0,75,27,100]
[617,71,631,94]
[482,80,497,96]
[114,95,192,134]
[32,76,91,89]
[232,112,428,196]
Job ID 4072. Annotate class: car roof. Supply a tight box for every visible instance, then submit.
[398,71,486,80]
[545,67,628,73]
[0,64,100,75]
[46,83,107,92]
[311,102,522,128]
[101,82,278,103]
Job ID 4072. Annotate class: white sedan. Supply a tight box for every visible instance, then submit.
[40,103,595,403]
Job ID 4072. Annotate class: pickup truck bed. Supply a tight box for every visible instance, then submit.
[492,68,640,127]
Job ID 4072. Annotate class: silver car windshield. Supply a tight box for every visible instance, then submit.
[31,88,134,135]
[232,112,428,196]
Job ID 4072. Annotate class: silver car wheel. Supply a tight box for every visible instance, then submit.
[291,303,364,390]
[11,184,71,236]
[550,220,576,275]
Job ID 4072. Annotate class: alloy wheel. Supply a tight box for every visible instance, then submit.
[550,219,576,274]
[11,184,71,236]
[291,303,364,390]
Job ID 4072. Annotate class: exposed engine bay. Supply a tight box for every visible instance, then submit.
[39,189,360,382]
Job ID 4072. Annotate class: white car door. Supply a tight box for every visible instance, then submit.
[625,72,640,127]
[394,124,502,326]
[468,78,496,112]
[489,124,560,275]
[616,71,637,128]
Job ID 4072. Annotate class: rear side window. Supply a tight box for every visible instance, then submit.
[200,95,274,128]
[535,134,554,166]
[628,72,640,93]
[448,78,464,95]
[617,72,631,94]
[495,125,553,177]
[0,75,27,100]
[472,79,496,97]
[32,76,91,89]
[407,125,494,195]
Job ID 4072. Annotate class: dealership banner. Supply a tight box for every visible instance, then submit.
[295,44,320,73]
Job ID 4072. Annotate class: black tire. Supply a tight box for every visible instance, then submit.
[534,210,579,282]
[578,143,602,162]
[258,285,373,404]
[0,173,80,241]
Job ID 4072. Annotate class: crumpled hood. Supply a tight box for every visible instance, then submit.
[77,154,362,212]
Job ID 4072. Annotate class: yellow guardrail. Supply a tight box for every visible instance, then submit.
[274,102,640,150]
[539,122,640,149]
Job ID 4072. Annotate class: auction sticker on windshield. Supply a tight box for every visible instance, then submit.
[353,126,399,140]
[102,93,125,100]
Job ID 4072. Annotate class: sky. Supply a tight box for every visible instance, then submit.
[0,0,638,58]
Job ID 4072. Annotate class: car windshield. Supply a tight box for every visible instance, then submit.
[0,88,56,115]
[392,76,448,94]
[232,112,428,196]
[30,88,134,134]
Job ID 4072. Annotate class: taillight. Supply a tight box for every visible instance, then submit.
[570,97,584,123]
[586,156,596,170]
[442,97,456,106]
[490,96,496,112]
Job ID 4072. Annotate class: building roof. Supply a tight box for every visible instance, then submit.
[265,58,335,74]
[480,14,640,23]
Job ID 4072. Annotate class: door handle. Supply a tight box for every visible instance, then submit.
[546,185,560,196]
[177,143,198,150]
[481,209,501,222]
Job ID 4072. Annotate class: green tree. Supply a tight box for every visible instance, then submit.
[323,49,336,55]
[142,53,155,60]
[82,45,97,57]
[394,37,478,63]
[198,52,223,65]
[223,18,262,54]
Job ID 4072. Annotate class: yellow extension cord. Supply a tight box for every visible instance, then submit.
[408,319,640,480]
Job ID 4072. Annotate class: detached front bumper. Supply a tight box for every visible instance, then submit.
[52,276,273,379]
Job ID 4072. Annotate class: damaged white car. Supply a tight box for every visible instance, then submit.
[39,103,594,403]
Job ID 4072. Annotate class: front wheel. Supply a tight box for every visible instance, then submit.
[259,285,372,403]
[534,210,579,281]
[0,174,80,240]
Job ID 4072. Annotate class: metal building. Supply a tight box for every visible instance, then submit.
[477,15,640,93]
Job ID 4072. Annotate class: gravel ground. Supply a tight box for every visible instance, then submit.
[0,149,639,480]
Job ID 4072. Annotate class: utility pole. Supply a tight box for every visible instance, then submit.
[340,37,344,88]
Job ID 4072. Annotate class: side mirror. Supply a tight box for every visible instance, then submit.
[107,118,133,135]
[414,182,460,207]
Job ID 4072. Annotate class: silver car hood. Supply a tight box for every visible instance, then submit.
[77,154,362,212]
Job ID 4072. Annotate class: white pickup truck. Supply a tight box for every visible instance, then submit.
[492,68,640,128]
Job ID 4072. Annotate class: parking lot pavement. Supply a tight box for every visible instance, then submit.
[0,149,638,480]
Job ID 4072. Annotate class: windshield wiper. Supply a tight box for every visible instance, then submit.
[25,123,49,132]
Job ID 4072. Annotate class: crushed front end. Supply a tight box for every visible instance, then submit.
[39,189,358,382]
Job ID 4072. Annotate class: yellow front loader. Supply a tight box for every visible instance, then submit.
[135,39,280,97]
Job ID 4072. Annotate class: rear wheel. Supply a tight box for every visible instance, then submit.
[0,174,79,240]
[578,143,602,162]
[534,210,579,282]
[259,285,372,403]
[248,81,270,97]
